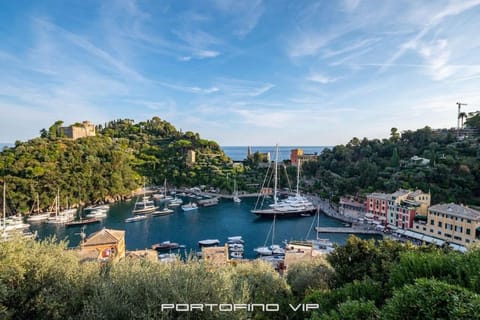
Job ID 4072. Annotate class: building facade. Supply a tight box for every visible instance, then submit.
[290,148,318,166]
[61,121,96,140]
[79,228,125,263]
[415,203,480,246]
[366,192,390,222]
[387,190,430,229]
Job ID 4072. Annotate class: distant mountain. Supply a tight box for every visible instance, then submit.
[0,143,13,149]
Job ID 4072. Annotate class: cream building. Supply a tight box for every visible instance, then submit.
[416,203,480,246]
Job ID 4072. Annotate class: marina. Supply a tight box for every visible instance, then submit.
[29,196,380,259]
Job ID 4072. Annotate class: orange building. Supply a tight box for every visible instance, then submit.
[79,228,125,263]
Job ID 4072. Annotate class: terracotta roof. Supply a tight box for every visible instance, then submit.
[82,228,125,247]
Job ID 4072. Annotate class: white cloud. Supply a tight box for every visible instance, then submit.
[307,73,337,84]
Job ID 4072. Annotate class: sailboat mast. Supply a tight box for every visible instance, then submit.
[2,181,5,232]
[273,144,279,205]
[272,214,276,246]
[56,189,59,218]
[296,159,301,196]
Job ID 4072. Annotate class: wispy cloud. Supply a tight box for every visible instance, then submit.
[380,0,480,74]
[214,78,274,97]
[158,81,220,94]
[307,73,337,84]
[212,0,264,37]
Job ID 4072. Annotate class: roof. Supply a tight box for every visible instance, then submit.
[391,189,410,198]
[409,189,427,198]
[429,203,480,220]
[82,228,125,247]
[367,192,390,201]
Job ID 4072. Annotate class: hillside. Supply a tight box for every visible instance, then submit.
[302,127,480,205]
[0,117,236,213]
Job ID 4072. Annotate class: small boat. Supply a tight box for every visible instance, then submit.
[65,218,101,227]
[167,202,181,208]
[230,251,243,258]
[233,178,241,203]
[84,204,110,211]
[26,194,51,222]
[152,241,181,251]
[158,253,178,263]
[85,209,107,218]
[197,198,219,207]
[228,236,243,242]
[152,208,174,216]
[198,239,220,246]
[254,246,272,256]
[125,215,147,223]
[181,203,198,212]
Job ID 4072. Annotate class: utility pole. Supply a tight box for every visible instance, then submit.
[456,102,467,138]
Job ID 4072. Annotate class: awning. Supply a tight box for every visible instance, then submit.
[387,224,398,230]
[404,230,424,240]
[372,220,381,225]
[421,235,444,246]
[394,229,406,235]
[449,243,468,253]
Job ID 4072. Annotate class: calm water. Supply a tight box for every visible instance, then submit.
[222,146,327,161]
[31,197,378,259]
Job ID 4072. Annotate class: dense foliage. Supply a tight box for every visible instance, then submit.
[302,127,480,205]
[2,236,480,319]
[0,117,238,213]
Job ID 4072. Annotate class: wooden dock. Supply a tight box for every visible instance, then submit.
[316,227,382,235]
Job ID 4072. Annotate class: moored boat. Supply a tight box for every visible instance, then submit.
[181,202,198,212]
[198,239,220,246]
[125,215,147,223]
[65,218,101,227]
[152,241,181,251]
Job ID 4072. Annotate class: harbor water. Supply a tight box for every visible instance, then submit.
[221,146,327,162]
[30,197,379,259]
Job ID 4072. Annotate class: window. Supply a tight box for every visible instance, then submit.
[438,221,442,227]
[430,229,434,233]
[466,239,470,243]
[438,231,443,235]
[423,227,426,231]
[454,236,462,241]
[444,233,451,238]
[467,219,471,223]
[415,225,419,229]
[466,229,471,235]
[430,220,434,225]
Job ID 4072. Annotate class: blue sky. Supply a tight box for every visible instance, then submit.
[1,0,480,146]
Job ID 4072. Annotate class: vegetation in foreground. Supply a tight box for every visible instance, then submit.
[2,236,480,319]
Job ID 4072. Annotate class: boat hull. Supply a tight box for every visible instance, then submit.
[251,206,317,218]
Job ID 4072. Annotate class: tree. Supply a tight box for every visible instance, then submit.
[390,128,400,143]
[382,279,480,320]
[465,111,480,129]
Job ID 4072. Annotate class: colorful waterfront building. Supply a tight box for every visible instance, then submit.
[290,148,318,166]
[413,203,480,247]
[365,192,390,223]
[387,189,430,229]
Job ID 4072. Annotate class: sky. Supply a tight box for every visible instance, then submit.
[1,0,480,146]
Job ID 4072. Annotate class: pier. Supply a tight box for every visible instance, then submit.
[316,227,382,235]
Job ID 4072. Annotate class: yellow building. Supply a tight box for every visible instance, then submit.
[414,203,480,246]
[79,228,125,263]
[202,245,228,266]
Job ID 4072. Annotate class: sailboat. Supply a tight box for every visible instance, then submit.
[26,194,50,222]
[1,182,35,240]
[285,207,334,254]
[233,178,241,203]
[251,146,317,218]
[253,214,285,256]
[132,181,157,214]
[47,190,75,224]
